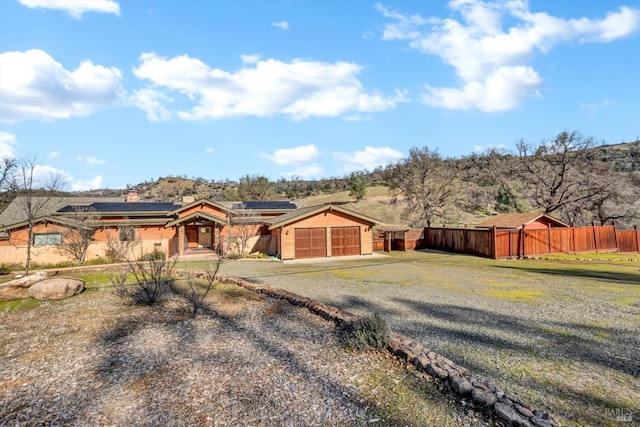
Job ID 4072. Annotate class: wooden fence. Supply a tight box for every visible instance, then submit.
[422,225,640,259]
[373,229,425,252]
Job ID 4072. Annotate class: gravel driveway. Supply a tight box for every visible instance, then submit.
[214,251,640,427]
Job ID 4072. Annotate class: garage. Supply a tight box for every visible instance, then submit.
[295,228,326,259]
[331,226,361,256]
[269,204,379,261]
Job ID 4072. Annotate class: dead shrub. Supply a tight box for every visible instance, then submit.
[112,257,176,306]
[339,311,390,351]
[171,255,223,318]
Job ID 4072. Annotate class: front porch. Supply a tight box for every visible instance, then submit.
[171,247,220,261]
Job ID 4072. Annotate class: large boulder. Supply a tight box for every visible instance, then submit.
[0,272,48,301]
[28,277,85,301]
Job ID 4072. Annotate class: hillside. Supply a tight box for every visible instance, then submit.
[2,139,638,227]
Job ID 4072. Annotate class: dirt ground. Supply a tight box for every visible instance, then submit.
[1,279,493,426]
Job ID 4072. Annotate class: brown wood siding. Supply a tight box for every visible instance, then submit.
[331,227,360,256]
[295,228,326,259]
[279,210,374,260]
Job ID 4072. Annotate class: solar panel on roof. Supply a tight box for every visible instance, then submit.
[57,205,94,213]
[59,202,179,212]
[240,201,296,210]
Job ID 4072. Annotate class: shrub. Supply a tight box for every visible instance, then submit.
[139,249,166,262]
[112,257,176,306]
[0,263,19,275]
[82,256,108,266]
[171,256,223,318]
[339,311,390,351]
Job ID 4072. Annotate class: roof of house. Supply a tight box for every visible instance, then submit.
[268,204,380,230]
[165,211,228,227]
[0,196,123,226]
[475,212,569,228]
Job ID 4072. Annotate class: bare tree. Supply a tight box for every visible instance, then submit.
[226,212,259,257]
[7,156,67,275]
[104,222,140,262]
[472,148,527,212]
[516,131,620,222]
[385,147,461,227]
[55,208,100,264]
[0,156,17,212]
[0,156,16,190]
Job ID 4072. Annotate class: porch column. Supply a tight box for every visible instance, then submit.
[178,225,185,255]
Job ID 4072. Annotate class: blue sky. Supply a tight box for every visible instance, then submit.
[1,0,639,191]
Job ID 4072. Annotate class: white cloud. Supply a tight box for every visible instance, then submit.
[422,65,542,112]
[48,151,61,159]
[12,161,98,191]
[88,157,106,165]
[261,144,319,165]
[0,131,17,158]
[473,143,506,153]
[18,164,72,191]
[272,21,289,30]
[379,1,640,112]
[76,155,106,165]
[0,49,124,123]
[206,147,215,154]
[241,54,260,64]
[71,175,103,191]
[18,0,120,19]
[129,88,172,122]
[376,3,428,41]
[132,53,398,120]
[333,146,403,172]
[580,100,614,117]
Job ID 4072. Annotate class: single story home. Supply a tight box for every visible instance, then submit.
[0,190,379,265]
[475,212,569,230]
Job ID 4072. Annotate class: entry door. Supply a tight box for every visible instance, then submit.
[198,227,212,248]
[331,227,361,256]
[295,228,326,259]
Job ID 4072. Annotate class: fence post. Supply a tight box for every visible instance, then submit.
[635,225,640,253]
[547,223,552,255]
[463,224,468,254]
[492,225,497,259]
[441,225,446,250]
[613,221,619,253]
[571,222,576,254]
[521,224,526,258]
[592,221,599,253]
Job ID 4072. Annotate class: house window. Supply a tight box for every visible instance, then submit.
[118,226,136,241]
[33,233,63,246]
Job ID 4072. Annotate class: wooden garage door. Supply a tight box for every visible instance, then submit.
[331,227,361,256]
[295,228,326,259]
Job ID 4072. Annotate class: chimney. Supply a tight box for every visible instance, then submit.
[182,195,195,204]
[126,189,140,203]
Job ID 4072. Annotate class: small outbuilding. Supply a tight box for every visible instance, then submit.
[475,212,569,230]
